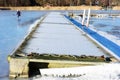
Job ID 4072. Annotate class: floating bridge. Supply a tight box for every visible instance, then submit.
[8,12,120,78]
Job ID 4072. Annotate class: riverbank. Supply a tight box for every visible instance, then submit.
[1,6,120,10]
[113,6,120,10]
[0,6,102,10]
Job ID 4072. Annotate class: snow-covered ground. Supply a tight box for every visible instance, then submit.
[33,63,120,80]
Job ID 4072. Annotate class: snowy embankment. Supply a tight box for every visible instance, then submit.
[33,63,120,80]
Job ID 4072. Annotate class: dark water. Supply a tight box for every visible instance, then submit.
[0,10,46,79]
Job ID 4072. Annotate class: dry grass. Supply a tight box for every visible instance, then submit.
[113,6,120,10]
[1,6,120,10]
[0,6,102,10]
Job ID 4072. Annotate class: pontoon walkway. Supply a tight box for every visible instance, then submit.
[22,12,109,57]
[9,12,118,78]
[65,15,120,60]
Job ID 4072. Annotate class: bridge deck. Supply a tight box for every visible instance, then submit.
[22,12,109,56]
[65,15,120,60]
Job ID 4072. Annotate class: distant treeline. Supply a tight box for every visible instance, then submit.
[0,0,120,7]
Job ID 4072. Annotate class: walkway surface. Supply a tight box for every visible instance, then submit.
[22,12,109,56]
[65,15,120,60]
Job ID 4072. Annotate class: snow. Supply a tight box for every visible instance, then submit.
[1,10,119,80]
[32,63,120,80]
[23,12,108,56]
[75,13,120,48]
[32,13,120,80]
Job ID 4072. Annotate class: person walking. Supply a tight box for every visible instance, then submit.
[17,10,21,19]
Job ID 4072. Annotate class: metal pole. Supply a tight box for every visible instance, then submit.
[86,8,91,27]
[82,9,86,25]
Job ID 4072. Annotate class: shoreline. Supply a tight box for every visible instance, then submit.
[0,6,120,11]
[0,6,120,10]
[1,6,102,10]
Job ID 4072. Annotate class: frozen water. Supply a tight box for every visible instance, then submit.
[0,10,46,78]
[89,16,120,46]
[90,15,120,38]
